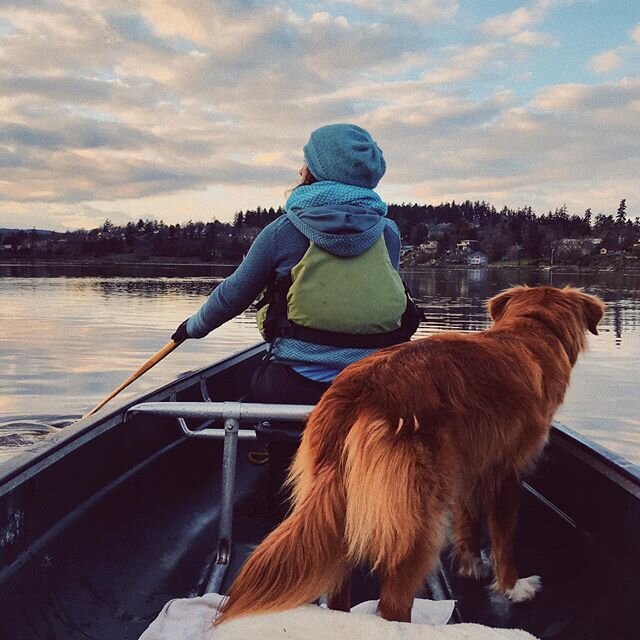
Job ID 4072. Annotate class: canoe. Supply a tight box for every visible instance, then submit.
[0,343,638,639]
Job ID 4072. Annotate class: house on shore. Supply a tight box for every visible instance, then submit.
[467,251,488,266]
[457,239,479,252]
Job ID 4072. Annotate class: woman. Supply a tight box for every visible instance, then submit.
[172,123,420,516]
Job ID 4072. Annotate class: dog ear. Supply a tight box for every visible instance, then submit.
[487,289,514,322]
[579,292,605,335]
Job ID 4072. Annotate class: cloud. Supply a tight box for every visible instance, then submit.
[508,30,558,47]
[0,118,152,151]
[421,42,507,85]
[585,23,640,76]
[0,0,639,229]
[366,77,640,218]
[334,0,459,24]
[478,0,576,39]
[533,78,640,111]
[0,0,439,216]
[0,201,133,231]
[588,50,623,74]
[135,0,284,54]
[480,6,542,38]
[0,150,293,204]
[478,85,638,205]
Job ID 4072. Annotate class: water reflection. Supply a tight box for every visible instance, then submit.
[1,266,638,467]
[404,268,640,344]
[92,277,223,298]
[0,262,235,279]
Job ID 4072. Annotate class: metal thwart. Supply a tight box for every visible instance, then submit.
[127,402,314,593]
[207,416,239,593]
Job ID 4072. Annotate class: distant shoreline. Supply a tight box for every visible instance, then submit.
[402,263,640,273]
[1,256,639,273]
[0,257,239,268]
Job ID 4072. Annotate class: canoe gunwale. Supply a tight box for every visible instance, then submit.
[0,342,266,495]
[551,420,640,497]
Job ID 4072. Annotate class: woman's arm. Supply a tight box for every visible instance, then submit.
[185,219,281,338]
[383,218,401,270]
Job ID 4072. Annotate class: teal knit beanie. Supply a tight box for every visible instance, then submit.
[303,123,386,189]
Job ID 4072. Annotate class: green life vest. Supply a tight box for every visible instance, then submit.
[256,236,423,348]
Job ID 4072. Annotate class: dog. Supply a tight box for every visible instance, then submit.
[217,285,605,624]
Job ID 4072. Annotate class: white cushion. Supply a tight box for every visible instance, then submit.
[139,594,538,640]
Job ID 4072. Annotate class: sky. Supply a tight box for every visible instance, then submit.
[0,0,639,231]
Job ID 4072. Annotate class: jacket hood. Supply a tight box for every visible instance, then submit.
[285,204,386,257]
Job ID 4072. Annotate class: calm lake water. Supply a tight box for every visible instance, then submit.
[1,263,638,467]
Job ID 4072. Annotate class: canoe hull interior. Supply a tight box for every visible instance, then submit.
[0,346,267,640]
[0,344,638,639]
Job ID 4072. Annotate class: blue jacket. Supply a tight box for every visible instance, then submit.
[186,204,401,380]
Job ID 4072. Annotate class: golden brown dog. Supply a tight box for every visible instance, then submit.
[217,285,605,624]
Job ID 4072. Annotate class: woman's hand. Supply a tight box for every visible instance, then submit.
[171,320,190,344]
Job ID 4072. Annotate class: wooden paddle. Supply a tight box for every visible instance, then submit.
[83,339,181,418]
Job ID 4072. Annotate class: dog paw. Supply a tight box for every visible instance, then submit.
[457,556,491,580]
[505,576,542,603]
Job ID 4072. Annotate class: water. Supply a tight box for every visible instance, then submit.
[1,264,638,467]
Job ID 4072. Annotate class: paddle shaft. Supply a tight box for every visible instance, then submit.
[83,339,181,418]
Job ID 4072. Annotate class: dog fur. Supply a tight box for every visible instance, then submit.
[217,285,605,624]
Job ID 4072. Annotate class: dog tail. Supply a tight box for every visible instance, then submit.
[343,412,431,570]
[216,407,348,625]
[217,401,431,624]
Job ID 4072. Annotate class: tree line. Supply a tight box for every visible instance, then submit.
[388,199,638,263]
[2,199,638,265]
